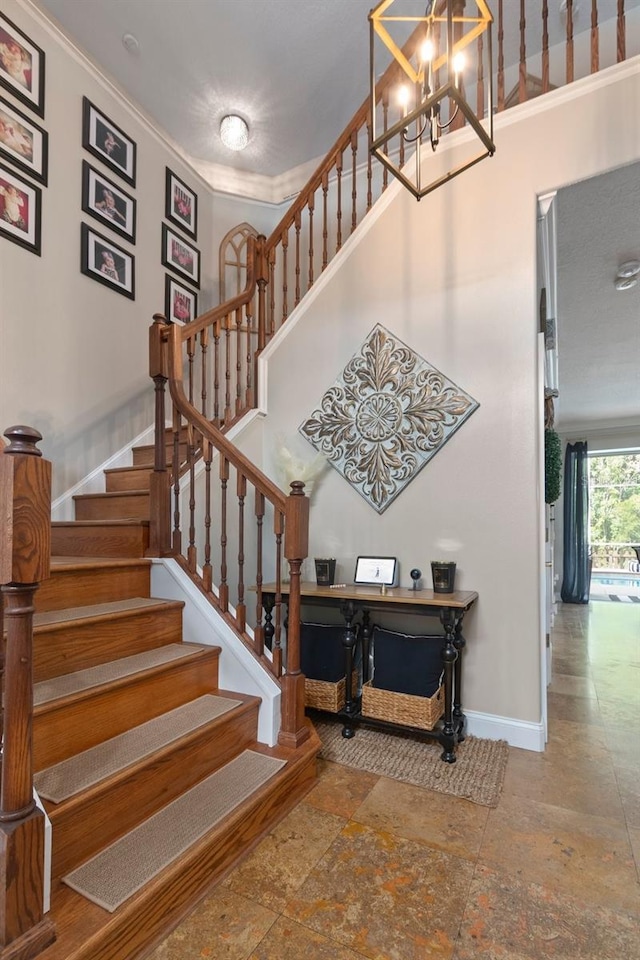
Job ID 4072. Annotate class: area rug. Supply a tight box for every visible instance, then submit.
[314,717,508,808]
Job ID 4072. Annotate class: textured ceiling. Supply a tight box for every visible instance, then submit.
[556,162,640,431]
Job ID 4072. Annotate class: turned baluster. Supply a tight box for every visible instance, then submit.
[254,490,265,657]
[244,300,253,410]
[186,425,197,573]
[366,120,373,211]
[294,210,302,307]
[497,0,504,111]
[617,0,625,63]
[213,322,221,425]
[0,425,56,957]
[518,0,527,103]
[542,0,550,93]
[322,172,329,271]
[281,228,289,322]
[224,314,232,424]
[350,129,358,234]
[566,0,574,84]
[219,457,229,612]
[476,32,484,118]
[336,150,343,252]
[149,314,172,556]
[203,438,213,592]
[236,472,247,633]
[199,327,208,419]
[235,305,242,416]
[590,0,599,74]
[307,192,315,290]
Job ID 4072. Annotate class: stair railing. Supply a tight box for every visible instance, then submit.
[0,426,56,959]
[149,313,310,749]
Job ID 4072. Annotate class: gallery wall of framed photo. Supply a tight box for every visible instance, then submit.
[0,0,276,498]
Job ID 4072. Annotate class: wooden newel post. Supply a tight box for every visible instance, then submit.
[0,426,56,959]
[148,314,171,557]
[278,481,310,748]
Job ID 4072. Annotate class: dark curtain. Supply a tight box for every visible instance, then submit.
[561,441,590,604]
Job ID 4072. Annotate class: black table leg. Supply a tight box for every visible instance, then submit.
[340,600,358,739]
[439,607,459,763]
[453,616,467,740]
[360,609,371,684]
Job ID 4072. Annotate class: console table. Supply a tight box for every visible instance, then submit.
[260,582,478,763]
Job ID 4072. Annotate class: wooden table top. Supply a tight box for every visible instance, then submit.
[259,581,478,610]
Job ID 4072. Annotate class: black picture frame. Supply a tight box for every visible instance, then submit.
[0,95,47,184]
[161,223,200,288]
[82,160,136,243]
[0,161,41,255]
[165,167,197,240]
[81,222,135,299]
[165,274,198,324]
[82,97,136,187]
[0,13,45,118]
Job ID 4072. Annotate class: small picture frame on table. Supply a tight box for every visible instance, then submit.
[165,274,198,325]
[0,13,45,117]
[82,97,136,186]
[162,222,200,288]
[82,160,136,242]
[0,160,41,255]
[165,167,197,240]
[81,222,135,299]
[0,95,48,184]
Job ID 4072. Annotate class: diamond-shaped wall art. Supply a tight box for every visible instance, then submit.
[299,324,479,514]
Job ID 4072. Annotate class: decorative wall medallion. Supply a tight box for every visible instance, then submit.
[299,324,479,513]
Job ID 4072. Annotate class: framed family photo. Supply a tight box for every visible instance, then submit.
[165,274,198,325]
[82,160,136,242]
[165,167,197,240]
[0,95,47,184]
[81,222,135,299]
[162,223,200,288]
[0,161,41,255]
[82,97,136,186]
[0,13,45,117]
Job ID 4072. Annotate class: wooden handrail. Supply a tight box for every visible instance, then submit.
[0,425,56,958]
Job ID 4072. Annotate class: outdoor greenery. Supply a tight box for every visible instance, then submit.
[544,429,562,504]
[589,454,640,567]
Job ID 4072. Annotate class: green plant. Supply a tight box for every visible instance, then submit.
[545,429,562,504]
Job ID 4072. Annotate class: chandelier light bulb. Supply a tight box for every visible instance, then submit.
[420,38,434,62]
[398,84,410,117]
[220,114,249,151]
[453,51,465,75]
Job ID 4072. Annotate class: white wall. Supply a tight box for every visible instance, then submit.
[0,0,277,498]
[250,61,640,737]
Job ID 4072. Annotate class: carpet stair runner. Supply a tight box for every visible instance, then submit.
[31,441,319,960]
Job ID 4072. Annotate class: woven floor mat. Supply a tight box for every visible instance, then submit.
[314,716,508,807]
[34,694,241,803]
[34,643,204,706]
[63,750,285,912]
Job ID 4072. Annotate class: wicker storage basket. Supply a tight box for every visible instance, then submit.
[305,671,358,713]
[361,680,444,730]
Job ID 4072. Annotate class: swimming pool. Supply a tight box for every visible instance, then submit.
[592,575,640,589]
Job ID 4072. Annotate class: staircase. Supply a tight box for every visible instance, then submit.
[29,435,319,960]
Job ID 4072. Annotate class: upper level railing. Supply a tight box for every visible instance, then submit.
[148,0,637,745]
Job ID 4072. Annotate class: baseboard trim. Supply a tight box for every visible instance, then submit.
[465,710,545,752]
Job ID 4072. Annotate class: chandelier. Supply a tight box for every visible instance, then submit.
[369,0,495,200]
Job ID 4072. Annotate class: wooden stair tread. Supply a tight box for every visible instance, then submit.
[35,694,247,804]
[52,520,150,528]
[73,490,149,500]
[34,597,182,629]
[50,556,151,570]
[34,643,210,707]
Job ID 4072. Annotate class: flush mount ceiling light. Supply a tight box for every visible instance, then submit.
[615,259,640,291]
[369,0,495,201]
[220,114,249,151]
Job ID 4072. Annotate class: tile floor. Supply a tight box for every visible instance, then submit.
[148,601,640,959]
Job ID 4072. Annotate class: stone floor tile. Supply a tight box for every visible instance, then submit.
[479,793,639,915]
[223,803,347,912]
[453,863,640,959]
[614,764,640,828]
[629,826,640,881]
[248,916,370,960]
[145,888,277,960]
[352,776,489,861]
[303,759,380,818]
[546,691,602,724]
[284,820,474,960]
[551,654,590,677]
[547,673,597,698]
[599,697,640,727]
